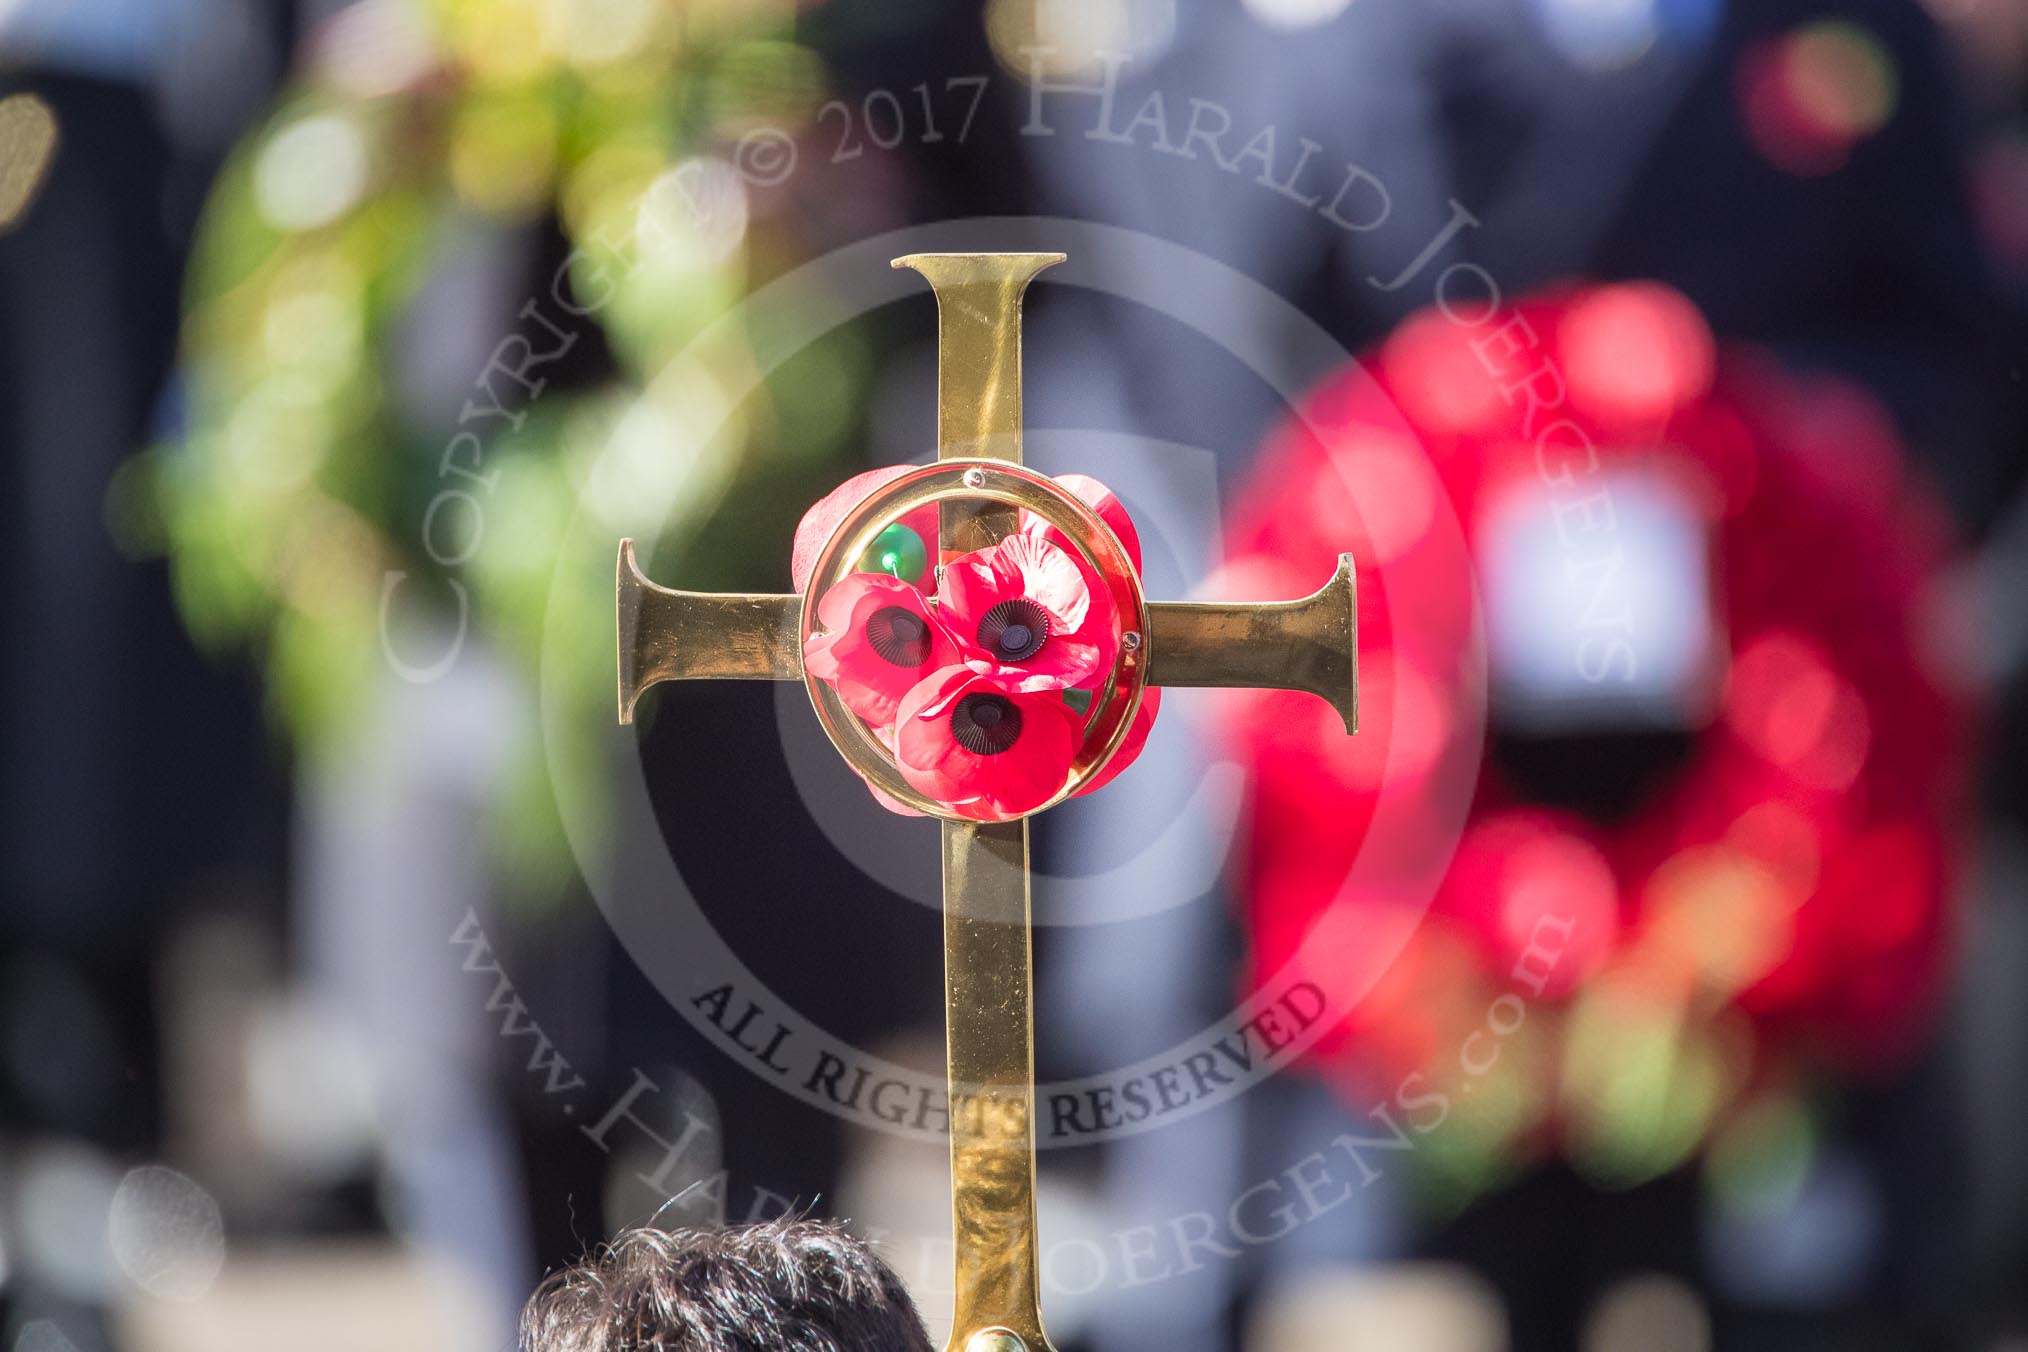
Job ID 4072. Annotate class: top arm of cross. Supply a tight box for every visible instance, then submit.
[615,253,1355,1352]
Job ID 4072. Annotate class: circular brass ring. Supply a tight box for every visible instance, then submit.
[799,460,1150,821]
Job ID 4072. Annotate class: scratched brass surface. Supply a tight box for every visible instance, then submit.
[941,817,1047,1352]
[1145,553,1360,734]
[901,253,1060,1352]
[893,252,1061,465]
[614,539,801,723]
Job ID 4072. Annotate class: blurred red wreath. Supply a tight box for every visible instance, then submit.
[1216,282,1972,1190]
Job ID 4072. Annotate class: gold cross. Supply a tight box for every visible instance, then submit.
[616,253,1355,1352]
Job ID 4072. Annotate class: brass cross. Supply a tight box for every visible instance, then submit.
[616,253,1355,1352]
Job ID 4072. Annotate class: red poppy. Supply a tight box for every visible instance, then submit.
[802,573,960,726]
[893,666,1083,821]
[937,534,1116,691]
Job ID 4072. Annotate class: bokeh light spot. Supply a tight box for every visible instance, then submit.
[449,94,559,216]
[0,93,60,232]
[254,114,368,232]
[1725,633,1870,789]
[108,1165,226,1303]
[1311,432,1437,564]
[1739,21,1900,176]
[311,0,438,99]
[1560,283,1715,425]
[1533,0,1668,71]
[1384,311,1508,434]
[1645,847,1792,995]
[544,0,663,68]
[986,0,1177,80]
[1498,828,1618,997]
[1583,1273,1712,1352]
[637,156,750,269]
[1243,0,1357,30]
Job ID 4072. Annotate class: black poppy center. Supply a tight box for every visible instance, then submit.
[864,606,932,667]
[977,599,1050,662]
[951,693,1023,755]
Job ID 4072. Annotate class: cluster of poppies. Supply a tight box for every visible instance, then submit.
[1218,282,1969,1189]
[794,468,1158,821]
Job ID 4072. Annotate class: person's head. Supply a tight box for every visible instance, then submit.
[520,1217,934,1352]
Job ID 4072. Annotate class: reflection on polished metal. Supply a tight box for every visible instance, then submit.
[965,1330,1027,1352]
[892,253,1059,455]
[1145,555,1359,734]
[905,253,1057,1352]
[615,540,801,723]
[942,816,1045,1350]
[612,253,1359,1352]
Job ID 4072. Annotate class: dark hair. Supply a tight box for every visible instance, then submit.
[520,1217,935,1352]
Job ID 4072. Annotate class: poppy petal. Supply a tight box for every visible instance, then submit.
[792,465,939,593]
[894,668,1081,820]
[1076,688,1161,795]
[1024,473,1143,573]
[803,574,958,725]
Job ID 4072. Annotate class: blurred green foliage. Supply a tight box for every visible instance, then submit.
[128,0,858,902]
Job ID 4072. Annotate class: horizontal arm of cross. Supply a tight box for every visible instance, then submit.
[616,539,802,724]
[619,540,1356,733]
[1142,552,1358,734]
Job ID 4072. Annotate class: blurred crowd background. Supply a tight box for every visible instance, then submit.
[3,0,2026,1350]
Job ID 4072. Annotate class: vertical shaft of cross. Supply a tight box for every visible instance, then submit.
[896,251,1062,554]
[895,252,1062,1352]
[939,817,1044,1347]
[895,252,1062,461]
